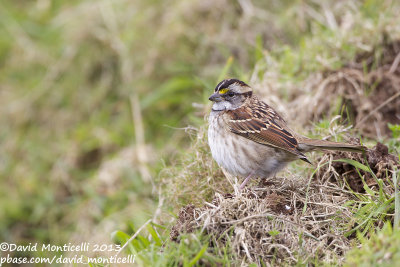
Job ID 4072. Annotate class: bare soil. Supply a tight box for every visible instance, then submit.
[317,142,399,193]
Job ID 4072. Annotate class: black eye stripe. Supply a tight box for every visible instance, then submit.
[223,91,252,98]
[238,91,253,97]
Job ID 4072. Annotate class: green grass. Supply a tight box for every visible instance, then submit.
[113,224,233,267]
[345,222,400,267]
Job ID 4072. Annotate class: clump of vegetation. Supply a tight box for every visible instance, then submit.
[171,176,357,265]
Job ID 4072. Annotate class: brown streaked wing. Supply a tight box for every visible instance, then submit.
[226,106,304,158]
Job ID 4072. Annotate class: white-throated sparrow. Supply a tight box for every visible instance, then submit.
[208,78,365,189]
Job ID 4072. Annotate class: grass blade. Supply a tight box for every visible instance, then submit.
[188,244,208,267]
[217,56,234,82]
[333,159,371,172]
[146,223,162,246]
[394,168,400,228]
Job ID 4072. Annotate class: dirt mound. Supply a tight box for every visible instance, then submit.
[317,142,399,193]
[294,40,400,138]
[170,204,198,241]
[171,176,356,265]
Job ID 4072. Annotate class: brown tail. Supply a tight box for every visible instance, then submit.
[297,138,366,153]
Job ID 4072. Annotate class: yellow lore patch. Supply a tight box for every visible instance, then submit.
[219,88,229,94]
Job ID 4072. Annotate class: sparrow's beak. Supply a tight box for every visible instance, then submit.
[208,92,223,102]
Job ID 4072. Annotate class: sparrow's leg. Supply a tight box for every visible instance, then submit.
[239,171,255,190]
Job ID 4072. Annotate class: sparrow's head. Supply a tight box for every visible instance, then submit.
[209,79,253,111]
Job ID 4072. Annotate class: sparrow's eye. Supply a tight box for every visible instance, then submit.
[227,91,235,97]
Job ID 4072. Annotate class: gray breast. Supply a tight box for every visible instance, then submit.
[208,112,256,177]
[208,111,292,179]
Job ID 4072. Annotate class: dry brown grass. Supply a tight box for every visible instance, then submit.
[172,175,357,265]
[291,40,400,139]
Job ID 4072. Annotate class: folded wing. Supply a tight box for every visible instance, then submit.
[226,100,310,163]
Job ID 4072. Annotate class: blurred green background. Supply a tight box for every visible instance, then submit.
[0,0,307,244]
[0,0,399,265]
